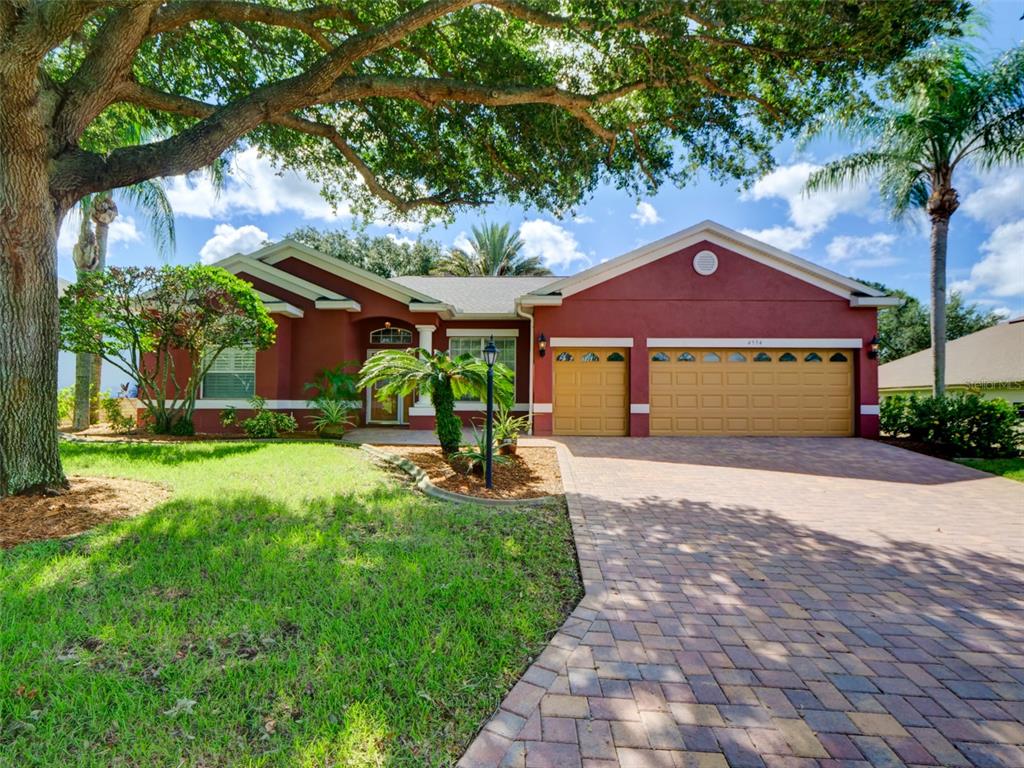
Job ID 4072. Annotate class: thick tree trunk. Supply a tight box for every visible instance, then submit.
[0,59,67,495]
[929,216,949,397]
[73,350,92,431]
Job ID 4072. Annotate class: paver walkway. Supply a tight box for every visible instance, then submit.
[460,438,1024,768]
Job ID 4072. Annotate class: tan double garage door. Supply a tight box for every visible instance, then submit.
[649,347,854,436]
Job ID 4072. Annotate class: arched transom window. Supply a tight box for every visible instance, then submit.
[370,326,412,345]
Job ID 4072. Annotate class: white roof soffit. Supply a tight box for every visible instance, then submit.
[527,220,889,306]
[255,290,305,318]
[251,239,444,306]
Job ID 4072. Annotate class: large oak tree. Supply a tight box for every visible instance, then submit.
[0,0,968,495]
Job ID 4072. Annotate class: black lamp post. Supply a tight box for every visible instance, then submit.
[482,336,498,489]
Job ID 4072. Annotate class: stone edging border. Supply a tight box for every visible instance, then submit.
[359,444,561,508]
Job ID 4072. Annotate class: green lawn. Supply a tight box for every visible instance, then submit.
[959,457,1024,482]
[0,442,580,767]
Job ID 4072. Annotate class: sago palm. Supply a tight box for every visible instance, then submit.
[806,45,1024,395]
[71,180,177,429]
[434,222,551,276]
[358,349,513,455]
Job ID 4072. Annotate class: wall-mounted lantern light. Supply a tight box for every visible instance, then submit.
[867,336,880,360]
[384,320,392,329]
[537,333,547,358]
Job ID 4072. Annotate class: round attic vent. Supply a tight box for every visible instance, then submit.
[693,249,718,276]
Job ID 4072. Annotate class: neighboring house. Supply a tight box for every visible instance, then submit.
[879,318,1024,412]
[187,220,893,437]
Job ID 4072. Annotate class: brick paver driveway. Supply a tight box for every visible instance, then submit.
[461,438,1024,768]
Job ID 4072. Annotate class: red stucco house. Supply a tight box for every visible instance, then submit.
[192,220,895,438]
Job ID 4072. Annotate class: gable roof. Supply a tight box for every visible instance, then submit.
[392,276,560,316]
[879,319,1024,389]
[216,253,361,311]
[251,239,447,308]
[520,220,897,308]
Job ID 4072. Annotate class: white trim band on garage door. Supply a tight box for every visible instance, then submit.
[860,404,880,415]
[550,337,634,347]
[647,337,864,348]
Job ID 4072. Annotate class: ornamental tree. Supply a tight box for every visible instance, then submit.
[0,1,968,494]
[59,266,276,438]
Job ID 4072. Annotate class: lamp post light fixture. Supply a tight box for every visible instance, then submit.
[482,336,498,489]
[867,335,881,360]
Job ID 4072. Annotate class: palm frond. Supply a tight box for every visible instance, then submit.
[118,179,176,260]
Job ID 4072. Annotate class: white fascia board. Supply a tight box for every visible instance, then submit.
[647,337,864,348]
[528,220,886,302]
[850,296,903,307]
[314,299,362,311]
[550,337,634,347]
[264,302,304,318]
[256,239,443,305]
[408,302,452,315]
[516,294,563,307]
[216,255,347,303]
[446,328,519,337]
[444,312,521,320]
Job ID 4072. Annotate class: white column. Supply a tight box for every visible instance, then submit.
[414,324,436,408]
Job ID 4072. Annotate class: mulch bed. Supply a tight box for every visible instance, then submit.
[381,445,563,500]
[1,476,170,549]
[878,437,957,460]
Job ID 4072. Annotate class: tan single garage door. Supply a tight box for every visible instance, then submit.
[649,348,854,436]
[553,348,629,435]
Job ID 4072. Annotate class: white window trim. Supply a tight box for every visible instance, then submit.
[446,328,519,337]
[200,347,256,399]
[369,327,414,345]
[647,338,864,348]
[550,337,634,347]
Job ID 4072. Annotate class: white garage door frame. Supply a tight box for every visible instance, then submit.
[647,337,863,348]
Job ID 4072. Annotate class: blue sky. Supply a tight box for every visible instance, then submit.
[57,1,1024,319]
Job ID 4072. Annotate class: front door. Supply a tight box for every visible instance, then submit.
[365,349,404,424]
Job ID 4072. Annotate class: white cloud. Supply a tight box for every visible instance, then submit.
[452,231,474,254]
[961,169,1024,227]
[740,162,871,251]
[386,233,417,248]
[57,213,142,257]
[630,201,662,226]
[518,219,587,271]
[951,219,1024,297]
[199,223,269,264]
[165,147,352,222]
[573,214,594,224]
[739,225,815,252]
[824,232,902,269]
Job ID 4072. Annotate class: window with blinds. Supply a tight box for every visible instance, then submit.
[448,336,516,400]
[202,347,256,398]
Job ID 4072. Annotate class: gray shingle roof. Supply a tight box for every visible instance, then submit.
[390,276,561,315]
[879,319,1024,389]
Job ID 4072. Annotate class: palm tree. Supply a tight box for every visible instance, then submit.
[806,45,1024,396]
[71,181,176,430]
[358,348,513,455]
[433,222,552,276]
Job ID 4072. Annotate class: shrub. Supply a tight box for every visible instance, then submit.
[57,386,75,423]
[99,393,136,434]
[219,406,238,427]
[450,425,509,476]
[240,396,298,439]
[880,392,1021,458]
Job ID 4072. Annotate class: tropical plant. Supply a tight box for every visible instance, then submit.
[304,362,362,403]
[452,424,511,476]
[358,349,513,455]
[288,227,447,277]
[433,223,551,276]
[807,45,1024,394]
[60,266,276,435]
[1,2,969,494]
[241,396,298,439]
[56,387,75,424]
[493,405,531,452]
[99,392,136,434]
[308,397,359,437]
